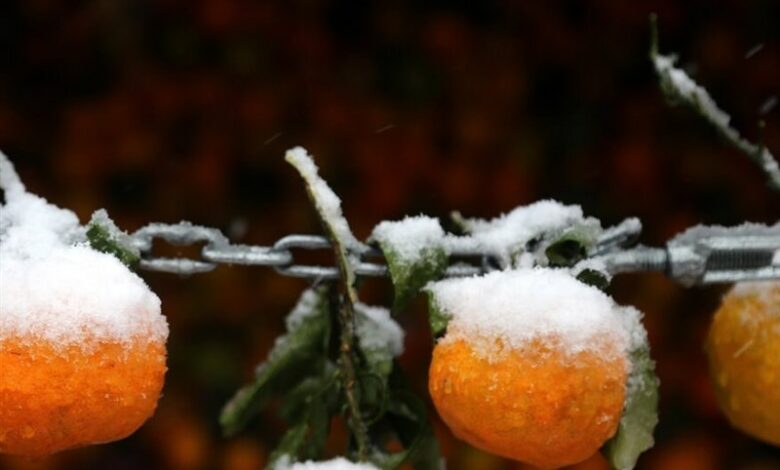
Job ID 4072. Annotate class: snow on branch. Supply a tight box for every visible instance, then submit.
[649,14,780,191]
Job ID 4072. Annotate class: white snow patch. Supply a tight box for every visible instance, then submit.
[445,200,599,266]
[285,147,359,249]
[285,288,324,331]
[273,455,379,470]
[355,303,404,357]
[0,151,166,347]
[371,215,445,261]
[774,249,780,265]
[426,268,643,360]
[571,257,612,281]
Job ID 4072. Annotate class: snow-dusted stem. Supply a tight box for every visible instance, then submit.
[285,148,370,461]
[649,14,780,191]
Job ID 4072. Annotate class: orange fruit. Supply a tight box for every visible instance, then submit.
[426,269,639,469]
[429,331,627,469]
[0,248,168,457]
[0,335,166,456]
[705,282,780,446]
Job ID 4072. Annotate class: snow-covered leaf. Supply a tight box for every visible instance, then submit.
[371,217,448,309]
[86,209,140,267]
[544,223,601,267]
[602,343,659,470]
[576,268,610,290]
[424,290,451,338]
[355,303,404,382]
[220,288,331,436]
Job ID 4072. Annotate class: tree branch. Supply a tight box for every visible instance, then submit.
[649,14,780,191]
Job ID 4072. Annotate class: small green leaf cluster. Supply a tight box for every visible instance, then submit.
[86,209,140,267]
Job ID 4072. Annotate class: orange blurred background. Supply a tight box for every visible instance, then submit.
[1,1,779,469]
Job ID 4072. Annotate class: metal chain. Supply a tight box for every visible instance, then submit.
[129,220,780,286]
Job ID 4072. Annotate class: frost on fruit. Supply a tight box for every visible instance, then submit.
[0,150,167,456]
[706,282,780,446]
[426,268,640,359]
[426,268,657,468]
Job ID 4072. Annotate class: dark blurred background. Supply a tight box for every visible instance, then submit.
[1,1,779,469]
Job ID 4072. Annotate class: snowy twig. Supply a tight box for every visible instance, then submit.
[285,148,370,461]
[649,14,780,191]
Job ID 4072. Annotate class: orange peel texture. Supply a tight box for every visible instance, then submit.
[705,283,780,446]
[0,334,166,457]
[429,335,628,469]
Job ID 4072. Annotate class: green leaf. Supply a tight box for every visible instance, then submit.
[354,304,404,385]
[576,268,610,291]
[424,290,451,339]
[602,344,660,470]
[369,390,442,470]
[220,288,331,436]
[269,378,339,466]
[86,209,140,267]
[545,224,600,268]
[381,244,448,310]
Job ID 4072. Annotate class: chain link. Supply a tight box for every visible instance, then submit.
[129,220,780,285]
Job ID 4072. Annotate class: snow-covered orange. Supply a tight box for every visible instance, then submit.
[705,282,780,446]
[426,269,643,468]
[430,332,627,468]
[0,152,168,456]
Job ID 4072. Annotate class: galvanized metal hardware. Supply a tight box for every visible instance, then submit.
[130,220,780,285]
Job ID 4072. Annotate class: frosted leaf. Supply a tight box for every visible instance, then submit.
[264,288,328,367]
[0,151,166,347]
[425,268,643,360]
[371,216,448,308]
[285,147,359,249]
[86,209,141,266]
[355,303,404,357]
[286,289,327,331]
[272,455,380,470]
[371,216,446,262]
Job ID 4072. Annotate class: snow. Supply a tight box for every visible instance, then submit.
[0,151,166,347]
[571,257,612,281]
[355,303,404,356]
[445,200,600,266]
[652,54,731,129]
[285,289,324,331]
[730,281,779,312]
[371,216,445,261]
[285,147,359,249]
[774,250,780,265]
[426,268,643,360]
[273,455,379,470]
